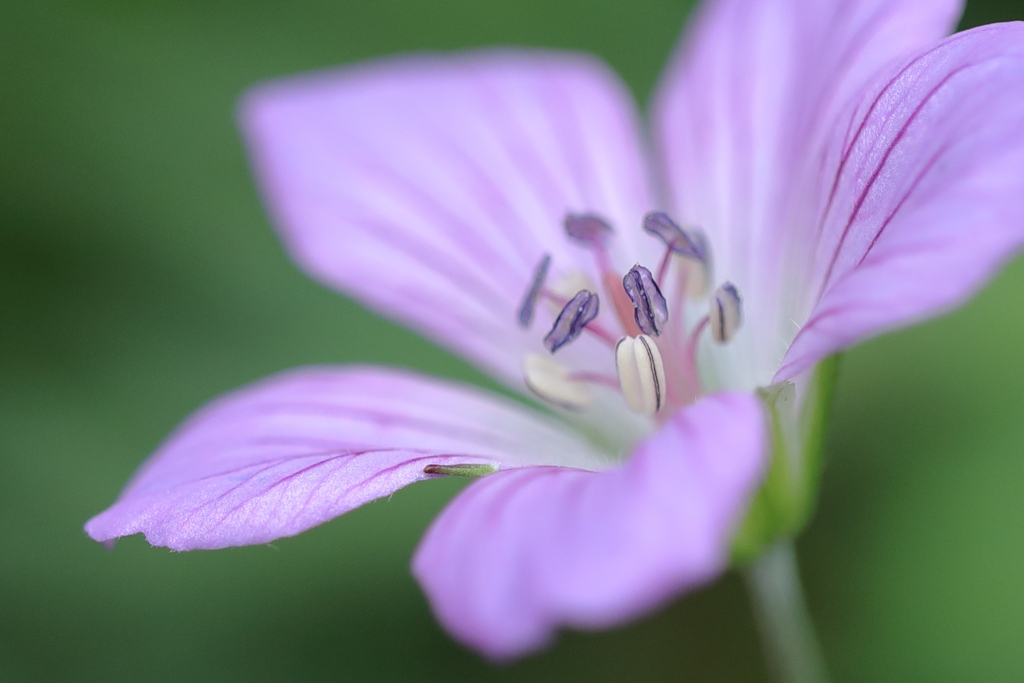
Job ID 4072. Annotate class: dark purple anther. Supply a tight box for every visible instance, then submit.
[643,212,706,261]
[517,253,552,328]
[710,281,743,344]
[622,264,669,336]
[543,290,600,353]
[564,214,613,248]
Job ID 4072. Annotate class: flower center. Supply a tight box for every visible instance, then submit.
[518,212,743,420]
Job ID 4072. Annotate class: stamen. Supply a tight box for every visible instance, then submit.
[564,214,613,249]
[688,316,710,353]
[645,213,712,298]
[643,212,706,261]
[424,463,499,478]
[615,335,667,416]
[678,231,712,298]
[675,314,709,403]
[709,282,743,344]
[540,287,619,347]
[543,290,600,353]
[523,354,593,410]
[566,214,618,288]
[655,247,674,288]
[622,265,669,336]
[562,213,641,336]
[517,253,552,328]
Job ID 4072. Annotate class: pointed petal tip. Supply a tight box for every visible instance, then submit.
[84,366,603,553]
[84,518,119,551]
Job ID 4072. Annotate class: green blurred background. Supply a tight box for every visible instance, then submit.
[2,0,1023,680]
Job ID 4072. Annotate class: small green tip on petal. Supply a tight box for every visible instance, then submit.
[423,463,499,478]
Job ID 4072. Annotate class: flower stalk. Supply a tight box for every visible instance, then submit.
[744,542,831,683]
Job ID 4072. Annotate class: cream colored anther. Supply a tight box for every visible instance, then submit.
[523,354,592,410]
[709,282,742,344]
[615,335,667,415]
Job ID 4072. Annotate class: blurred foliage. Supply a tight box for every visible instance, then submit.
[1,0,1023,681]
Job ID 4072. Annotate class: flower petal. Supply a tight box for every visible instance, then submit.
[242,52,659,391]
[652,0,963,387]
[412,392,766,660]
[779,23,1024,380]
[85,366,605,551]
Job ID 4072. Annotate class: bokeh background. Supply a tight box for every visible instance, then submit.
[3,0,1023,680]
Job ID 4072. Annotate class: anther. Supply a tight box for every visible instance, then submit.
[615,335,667,416]
[643,212,706,261]
[543,290,600,353]
[709,282,742,344]
[564,214,613,248]
[622,265,669,336]
[523,354,593,410]
[517,254,552,328]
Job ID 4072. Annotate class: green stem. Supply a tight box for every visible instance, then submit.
[743,542,831,683]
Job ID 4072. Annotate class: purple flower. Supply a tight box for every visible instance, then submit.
[86,0,1024,662]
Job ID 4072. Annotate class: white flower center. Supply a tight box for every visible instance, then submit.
[519,212,743,422]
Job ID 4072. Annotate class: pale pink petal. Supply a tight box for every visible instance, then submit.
[412,392,766,660]
[241,52,659,392]
[653,0,963,385]
[779,23,1024,380]
[85,367,604,551]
